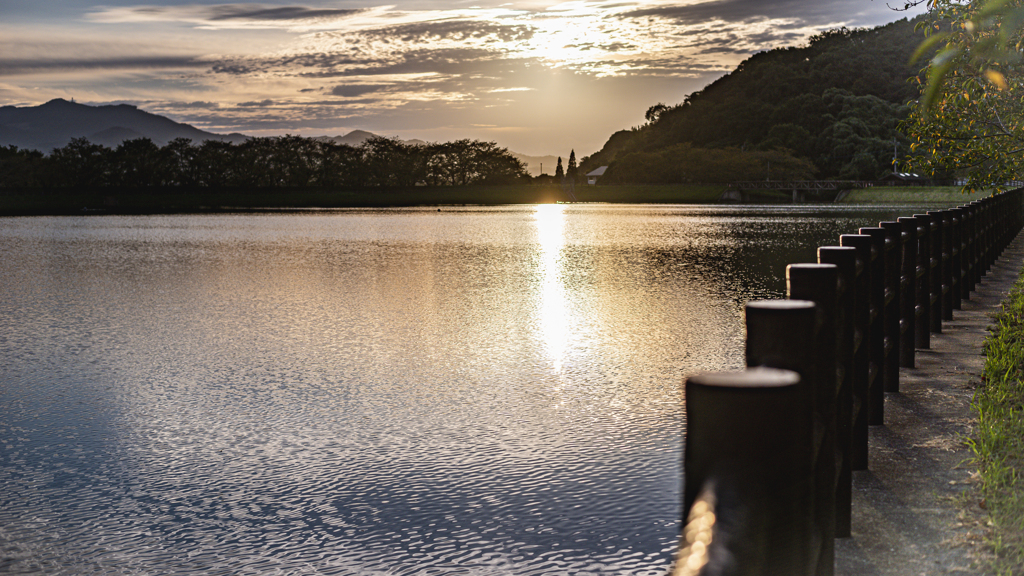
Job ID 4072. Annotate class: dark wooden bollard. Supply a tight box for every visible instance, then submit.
[979,199,989,279]
[879,221,902,391]
[922,211,943,333]
[896,217,917,367]
[839,234,871,472]
[987,196,997,254]
[949,207,965,309]
[899,215,929,350]
[684,367,811,576]
[816,246,856,538]
[931,210,953,321]
[857,227,887,426]
[785,265,839,575]
[961,203,972,295]
[958,204,974,298]
[912,213,934,344]
[967,202,980,290]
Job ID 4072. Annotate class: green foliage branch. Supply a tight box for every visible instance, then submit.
[907,0,1024,191]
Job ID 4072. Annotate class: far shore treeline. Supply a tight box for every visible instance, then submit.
[0,135,533,189]
[0,133,822,193]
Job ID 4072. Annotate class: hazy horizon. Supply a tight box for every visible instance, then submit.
[1,0,927,157]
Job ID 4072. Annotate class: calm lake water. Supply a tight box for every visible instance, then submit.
[0,204,919,575]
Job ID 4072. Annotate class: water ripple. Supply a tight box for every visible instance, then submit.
[0,205,914,574]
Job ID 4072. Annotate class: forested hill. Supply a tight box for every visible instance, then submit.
[580,17,929,183]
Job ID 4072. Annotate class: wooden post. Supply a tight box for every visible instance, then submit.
[896,217,918,366]
[922,211,943,333]
[879,221,902,392]
[858,227,887,426]
[683,367,810,576]
[942,210,955,317]
[968,202,980,289]
[786,264,839,576]
[911,213,935,342]
[839,234,871,471]
[817,246,856,538]
[949,207,964,309]
[983,197,992,275]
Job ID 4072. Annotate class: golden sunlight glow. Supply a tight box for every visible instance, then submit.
[672,488,718,576]
[535,203,569,372]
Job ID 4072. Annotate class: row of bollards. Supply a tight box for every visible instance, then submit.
[676,189,1024,576]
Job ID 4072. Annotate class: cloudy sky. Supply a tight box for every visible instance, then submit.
[0,0,926,156]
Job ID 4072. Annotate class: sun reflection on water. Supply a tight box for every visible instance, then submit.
[534,203,570,372]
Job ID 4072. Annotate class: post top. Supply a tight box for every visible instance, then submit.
[746,299,815,311]
[688,367,800,389]
[787,263,837,270]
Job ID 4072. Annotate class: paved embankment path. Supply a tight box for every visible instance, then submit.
[834,231,1024,575]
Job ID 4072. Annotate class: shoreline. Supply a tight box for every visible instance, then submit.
[0,185,976,216]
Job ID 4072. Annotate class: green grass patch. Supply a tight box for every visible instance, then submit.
[975,275,1024,574]
[841,186,989,204]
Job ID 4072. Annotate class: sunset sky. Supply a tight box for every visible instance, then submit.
[1,1,926,156]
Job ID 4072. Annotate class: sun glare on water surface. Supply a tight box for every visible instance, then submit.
[535,203,571,372]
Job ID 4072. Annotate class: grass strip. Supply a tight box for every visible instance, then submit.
[841,186,986,203]
[976,273,1024,574]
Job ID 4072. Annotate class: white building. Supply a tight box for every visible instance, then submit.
[586,166,608,185]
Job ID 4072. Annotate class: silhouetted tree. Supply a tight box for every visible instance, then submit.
[362,136,426,187]
[318,141,364,187]
[645,103,670,124]
[555,157,564,179]
[49,137,110,188]
[110,138,163,187]
[164,138,200,187]
[194,140,237,187]
[0,146,47,187]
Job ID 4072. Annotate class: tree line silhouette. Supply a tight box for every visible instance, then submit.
[0,135,531,190]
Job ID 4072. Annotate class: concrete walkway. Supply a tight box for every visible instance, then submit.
[834,232,1024,575]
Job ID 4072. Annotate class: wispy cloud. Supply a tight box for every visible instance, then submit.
[619,0,901,26]
[87,4,368,30]
[330,84,393,97]
[0,56,206,74]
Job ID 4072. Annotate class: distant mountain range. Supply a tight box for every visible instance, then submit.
[0,99,248,152]
[0,99,556,176]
